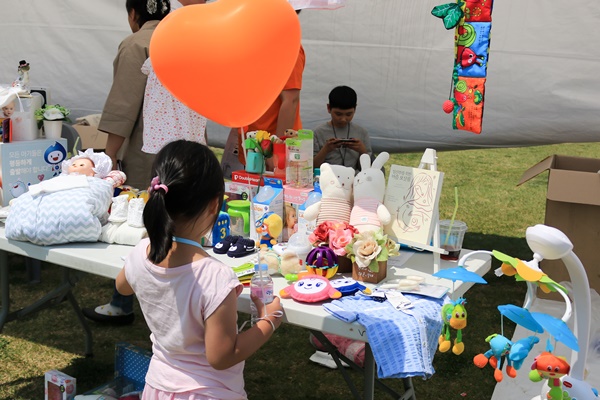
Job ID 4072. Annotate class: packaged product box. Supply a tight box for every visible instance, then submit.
[0,138,68,205]
[285,130,313,188]
[230,169,285,188]
[518,154,600,298]
[283,185,313,241]
[224,181,258,202]
[45,370,76,400]
[251,177,284,243]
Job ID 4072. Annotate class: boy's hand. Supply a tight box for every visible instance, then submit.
[342,138,367,155]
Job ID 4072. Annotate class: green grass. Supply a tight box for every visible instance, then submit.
[2,142,599,399]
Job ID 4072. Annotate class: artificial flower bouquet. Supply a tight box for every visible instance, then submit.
[308,220,358,257]
[308,220,358,273]
[345,228,400,283]
[244,130,278,159]
[34,104,71,122]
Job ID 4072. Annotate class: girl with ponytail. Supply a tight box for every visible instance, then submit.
[116,140,283,399]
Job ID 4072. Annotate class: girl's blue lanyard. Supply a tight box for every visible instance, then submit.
[172,236,204,250]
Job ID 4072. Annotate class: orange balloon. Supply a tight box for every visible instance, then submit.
[150,0,301,128]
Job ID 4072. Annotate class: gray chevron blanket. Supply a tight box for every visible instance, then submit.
[5,176,112,245]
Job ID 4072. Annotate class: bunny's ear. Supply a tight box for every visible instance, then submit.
[371,152,390,171]
[359,153,371,171]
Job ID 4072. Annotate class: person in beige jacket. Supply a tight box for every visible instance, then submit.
[83,0,170,325]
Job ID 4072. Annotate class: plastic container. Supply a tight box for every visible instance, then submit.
[250,263,274,323]
[439,220,468,261]
[285,232,312,267]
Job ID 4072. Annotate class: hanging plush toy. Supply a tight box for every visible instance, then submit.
[432,0,494,134]
[529,351,571,400]
[473,334,513,382]
[474,334,540,382]
[439,297,467,355]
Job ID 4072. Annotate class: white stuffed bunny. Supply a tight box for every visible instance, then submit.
[349,152,391,233]
[303,163,354,225]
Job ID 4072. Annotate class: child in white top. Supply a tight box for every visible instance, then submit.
[141,58,207,153]
[116,140,283,399]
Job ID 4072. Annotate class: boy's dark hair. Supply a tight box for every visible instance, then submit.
[144,140,224,264]
[126,0,170,28]
[328,86,357,110]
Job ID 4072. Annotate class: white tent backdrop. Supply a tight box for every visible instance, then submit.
[2,0,599,152]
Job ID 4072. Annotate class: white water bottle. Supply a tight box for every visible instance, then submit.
[250,263,274,323]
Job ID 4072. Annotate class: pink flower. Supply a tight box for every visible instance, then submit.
[309,221,334,245]
[328,227,354,256]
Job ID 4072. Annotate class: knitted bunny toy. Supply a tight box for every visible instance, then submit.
[349,152,391,233]
[303,163,354,225]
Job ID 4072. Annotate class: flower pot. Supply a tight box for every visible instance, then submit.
[352,260,387,284]
[43,120,63,140]
[337,256,353,273]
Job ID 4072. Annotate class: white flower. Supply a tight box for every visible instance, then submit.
[353,238,382,270]
[43,108,65,120]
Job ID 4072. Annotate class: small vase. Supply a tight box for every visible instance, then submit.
[352,260,387,284]
[43,120,63,140]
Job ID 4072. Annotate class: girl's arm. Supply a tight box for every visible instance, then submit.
[204,289,283,370]
[115,268,134,296]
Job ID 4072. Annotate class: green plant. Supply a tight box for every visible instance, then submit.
[34,104,71,122]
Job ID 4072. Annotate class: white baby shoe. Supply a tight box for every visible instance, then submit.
[108,195,128,223]
[127,197,145,228]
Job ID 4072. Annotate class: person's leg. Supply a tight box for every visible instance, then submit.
[82,281,135,325]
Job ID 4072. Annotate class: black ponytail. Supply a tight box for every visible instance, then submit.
[144,188,175,264]
[143,140,224,264]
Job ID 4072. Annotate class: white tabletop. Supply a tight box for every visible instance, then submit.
[0,226,491,341]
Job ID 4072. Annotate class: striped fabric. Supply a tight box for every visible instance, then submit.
[324,293,446,379]
[316,196,352,225]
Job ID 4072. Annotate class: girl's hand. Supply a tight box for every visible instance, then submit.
[251,294,284,330]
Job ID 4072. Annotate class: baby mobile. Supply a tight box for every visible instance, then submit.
[431,0,494,134]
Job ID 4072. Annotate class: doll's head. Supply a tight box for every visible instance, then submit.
[2,101,15,118]
[68,158,95,176]
[61,148,112,178]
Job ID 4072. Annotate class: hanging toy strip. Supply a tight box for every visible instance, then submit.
[432,0,494,134]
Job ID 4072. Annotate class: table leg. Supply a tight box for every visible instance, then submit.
[364,343,375,400]
[0,250,8,332]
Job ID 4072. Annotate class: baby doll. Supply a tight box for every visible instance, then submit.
[61,148,126,188]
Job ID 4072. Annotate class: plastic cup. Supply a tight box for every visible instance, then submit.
[439,220,468,261]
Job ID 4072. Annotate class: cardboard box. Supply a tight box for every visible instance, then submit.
[518,154,600,297]
[224,181,258,202]
[230,169,285,187]
[0,138,68,205]
[45,370,76,400]
[72,123,108,150]
[283,185,313,241]
[252,177,284,243]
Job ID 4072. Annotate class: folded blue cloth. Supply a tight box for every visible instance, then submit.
[324,293,446,379]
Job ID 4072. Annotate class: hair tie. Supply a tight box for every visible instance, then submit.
[149,176,168,194]
[147,0,157,14]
